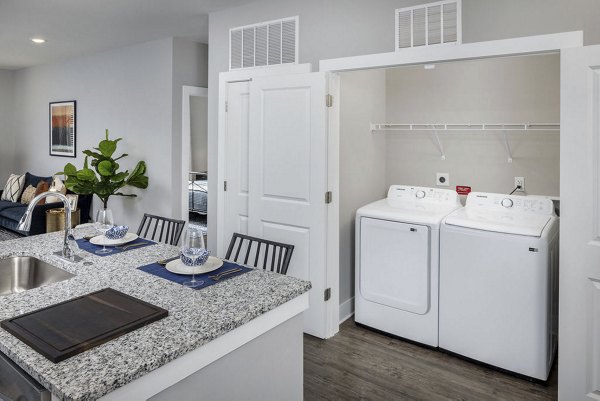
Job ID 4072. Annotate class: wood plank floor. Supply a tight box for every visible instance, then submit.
[304,319,557,401]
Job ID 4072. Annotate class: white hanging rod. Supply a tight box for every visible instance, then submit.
[370,123,560,132]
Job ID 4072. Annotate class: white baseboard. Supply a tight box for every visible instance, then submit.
[339,297,354,324]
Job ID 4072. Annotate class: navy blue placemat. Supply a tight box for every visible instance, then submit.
[76,237,156,257]
[137,258,252,290]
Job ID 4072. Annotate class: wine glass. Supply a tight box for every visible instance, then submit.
[181,228,205,288]
[95,208,114,254]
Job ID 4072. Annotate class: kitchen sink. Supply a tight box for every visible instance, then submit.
[0,256,75,296]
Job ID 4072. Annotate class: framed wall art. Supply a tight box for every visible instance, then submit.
[49,101,76,157]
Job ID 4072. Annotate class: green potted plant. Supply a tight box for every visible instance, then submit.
[58,130,149,211]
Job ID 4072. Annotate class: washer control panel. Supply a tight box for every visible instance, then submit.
[387,185,460,205]
[466,192,555,215]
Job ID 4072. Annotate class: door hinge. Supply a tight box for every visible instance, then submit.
[224,181,228,191]
[325,191,332,204]
[225,101,228,112]
[326,94,333,108]
[324,288,331,301]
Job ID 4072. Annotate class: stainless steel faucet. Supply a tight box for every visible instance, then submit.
[17,192,75,260]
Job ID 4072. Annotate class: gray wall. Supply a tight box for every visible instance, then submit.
[339,69,388,314]
[190,96,208,172]
[208,0,600,309]
[462,0,600,46]
[171,39,209,219]
[0,69,15,180]
[12,39,174,229]
[385,53,560,196]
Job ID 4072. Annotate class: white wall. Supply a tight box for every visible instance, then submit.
[190,96,208,172]
[0,69,15,181]
[12,39,174,229]
[339,69,388,316]
[385,53,560,196]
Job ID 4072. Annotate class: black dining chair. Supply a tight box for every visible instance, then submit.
[225,233,294,275]
[137,213,186,246]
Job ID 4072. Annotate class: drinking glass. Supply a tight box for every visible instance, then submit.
[95,208,114,254]
[181,228,205,288]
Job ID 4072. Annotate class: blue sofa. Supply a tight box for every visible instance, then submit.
[0,172,92,236]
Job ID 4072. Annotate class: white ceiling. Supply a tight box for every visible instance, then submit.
[0,0,254,70]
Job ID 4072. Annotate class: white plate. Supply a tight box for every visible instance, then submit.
[90,232,138,246]
[165,256,224,275]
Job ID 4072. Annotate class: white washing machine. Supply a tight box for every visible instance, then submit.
[439,192,559,380]
[355,185,461,347]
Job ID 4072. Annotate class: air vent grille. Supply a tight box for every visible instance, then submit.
[395,0,461,50]
[229,16,298,70]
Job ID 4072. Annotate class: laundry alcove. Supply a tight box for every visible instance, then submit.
[337,52,560,321]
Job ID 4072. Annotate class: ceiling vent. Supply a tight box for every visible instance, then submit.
[395,0,461,50]
[229,16,298,70]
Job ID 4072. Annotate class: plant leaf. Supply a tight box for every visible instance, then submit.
[77,168,96,181]
[126,161,148,188]
[82,150,104,159]
[97,160,115,176]
[63,163,78,176]
[110,171,129,182]
[98,139,117,157]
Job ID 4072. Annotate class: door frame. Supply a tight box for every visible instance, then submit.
[218,64,346,338]
[181,86,209,222]
[319,31,582,328]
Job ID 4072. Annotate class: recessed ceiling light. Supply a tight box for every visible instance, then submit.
[424,64,436,70]
[31,38,46,44]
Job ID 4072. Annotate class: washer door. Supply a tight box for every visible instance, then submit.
[359,217,431,315]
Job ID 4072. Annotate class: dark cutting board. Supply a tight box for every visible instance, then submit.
[0,288,168,363]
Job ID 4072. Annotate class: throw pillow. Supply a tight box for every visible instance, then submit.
[23,172,52,190]
[20,185,37,205]
[45,176,68,204]
[1,174,25,202]
[35,181,50,205]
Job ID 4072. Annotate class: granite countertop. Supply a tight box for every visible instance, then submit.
[0,228,311,401]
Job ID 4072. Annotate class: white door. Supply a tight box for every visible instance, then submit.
[560,44,600,400]
[249,72,329,338]
[223,81,251,250]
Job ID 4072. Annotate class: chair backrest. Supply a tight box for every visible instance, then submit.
[225,233,294,275]
[137,213,186,246]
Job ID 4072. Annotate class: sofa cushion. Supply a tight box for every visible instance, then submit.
[24,172,53,191]
[20,185,37,204]
[1,174,25,202]
[0,204,27,222]
[0,200,25,212]
[35,181,50,205]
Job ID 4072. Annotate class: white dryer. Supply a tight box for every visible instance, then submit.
[439,192,559,380]
[355,185,461,347]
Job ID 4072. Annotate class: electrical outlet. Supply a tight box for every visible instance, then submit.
[436,173,449,187]
[514,177,525,192]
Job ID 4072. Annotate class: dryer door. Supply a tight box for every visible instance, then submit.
[359,217,431,314]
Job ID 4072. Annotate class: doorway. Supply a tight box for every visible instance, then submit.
[182,86,209,238]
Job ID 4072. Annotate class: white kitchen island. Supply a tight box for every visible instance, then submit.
[0,230,310,401]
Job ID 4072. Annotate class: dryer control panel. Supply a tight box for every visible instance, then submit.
[387,185,460,206]
[466,192,555,215]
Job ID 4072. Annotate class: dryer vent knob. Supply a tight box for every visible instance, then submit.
[501,198,514,208]
[415,190,426,199]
